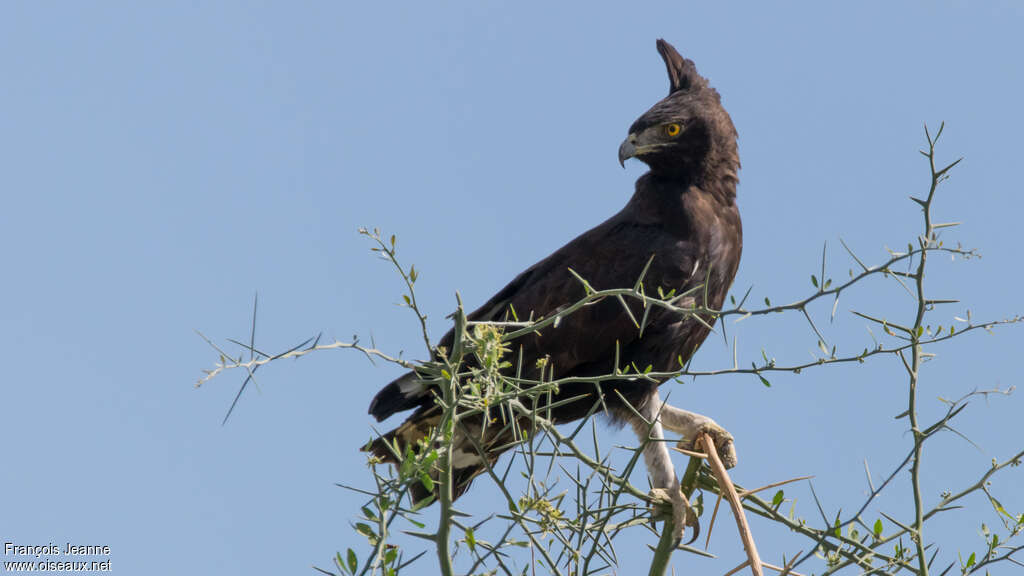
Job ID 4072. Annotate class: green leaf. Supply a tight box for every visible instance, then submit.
[356,522,380,545]
[421,449,439,467]
[465,527,476,552]
[347,548,358,573]
[811,275,819,288]
[966,552,976,568]
[361,506,377,522]
[419,472,434,493]
[989,495,1013,519]
[764,297,771,306]
[772,489,784,507]
[873,518,883,538]
[758,374,771,388]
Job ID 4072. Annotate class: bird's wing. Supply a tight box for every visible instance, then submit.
[369,213,700,421]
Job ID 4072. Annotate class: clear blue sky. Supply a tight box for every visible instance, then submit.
[2,2,1022,575]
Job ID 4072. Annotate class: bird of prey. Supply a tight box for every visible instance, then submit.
[367,39,742,538]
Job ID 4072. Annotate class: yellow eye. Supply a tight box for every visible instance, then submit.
[664,123,681,137]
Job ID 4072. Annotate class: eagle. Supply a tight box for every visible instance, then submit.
[367,39,742,537]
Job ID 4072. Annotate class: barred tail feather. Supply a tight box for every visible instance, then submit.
[362,407,510,505]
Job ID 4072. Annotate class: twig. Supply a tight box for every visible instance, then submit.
[671,446,708,459]
[765,554,804,576]
[736,476,814,500]
[723,560,752,576]
[701,433,763,576]
[705,491,723,549]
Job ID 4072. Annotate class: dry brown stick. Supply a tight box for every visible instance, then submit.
[723,557,805,576]
[767,549,804,576]
[701,433,764,576]
[763,562,804,576]
[736,476,814,500]
[722,560,751,576]
[705,492,723,549]
[672,446,708,459]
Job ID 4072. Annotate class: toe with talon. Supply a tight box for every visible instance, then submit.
[649,486,700,544]
[681,421,738,469]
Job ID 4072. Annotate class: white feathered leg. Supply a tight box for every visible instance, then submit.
[658,403,737,469]
[626,389,738,542]
[628,389,690,542]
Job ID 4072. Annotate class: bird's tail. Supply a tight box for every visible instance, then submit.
[363,406,514,505]
[368,371,431,422]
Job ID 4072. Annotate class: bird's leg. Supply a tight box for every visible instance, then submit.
[658,403,737,469]
[628,390,697,543]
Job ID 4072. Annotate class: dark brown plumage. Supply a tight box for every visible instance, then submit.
[367,39,742,504]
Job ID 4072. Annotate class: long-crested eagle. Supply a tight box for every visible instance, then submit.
[367,39,741,537]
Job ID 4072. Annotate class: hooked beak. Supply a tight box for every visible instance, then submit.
[618,134,638,168]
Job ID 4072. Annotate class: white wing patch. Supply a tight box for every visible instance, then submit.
[451,447,484,469]
[397,372,425,398]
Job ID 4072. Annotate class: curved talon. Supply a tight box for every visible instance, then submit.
[683,511,700,545]
[649,486,699,544]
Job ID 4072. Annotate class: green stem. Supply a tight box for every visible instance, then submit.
[436,303,468,576]
[649,457,703,576]
[648,522,678,576]
[436,398,455,576]
[906,124,945,576]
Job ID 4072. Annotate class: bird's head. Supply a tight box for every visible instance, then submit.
[618,39,738,184]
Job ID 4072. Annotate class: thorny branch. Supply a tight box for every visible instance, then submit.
[199,126,1022,575]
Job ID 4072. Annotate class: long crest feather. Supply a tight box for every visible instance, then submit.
[656,38,702,94]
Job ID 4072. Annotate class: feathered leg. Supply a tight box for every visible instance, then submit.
[658,403,737,469]
[627,389,694,543]
[627,390,739,543]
